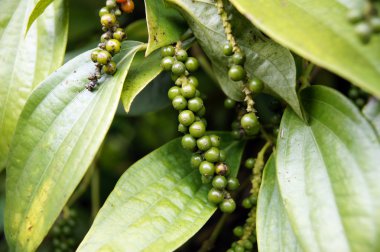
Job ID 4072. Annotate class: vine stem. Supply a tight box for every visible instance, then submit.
[215,0,240,53]
[300,62,314,89]
[191,44,218,83]
[198,214,229,252]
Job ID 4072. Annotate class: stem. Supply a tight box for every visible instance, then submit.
[198,214,229,252]
[191,44,218,83]
[91,167,100,220]
[300,62,314,88]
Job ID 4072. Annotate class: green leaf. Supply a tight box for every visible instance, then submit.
[121,49,163,112]
[363,98,380,136]
[257,155,303,252]
[4,41,144,252]
[25,0,55,34]
[277,86,380,252]
[166,0,303,119]
[144,0,186,56]
[125,19,149,43]
[0,0,68,170]
[78,133,245,252]
[229,0,380,98]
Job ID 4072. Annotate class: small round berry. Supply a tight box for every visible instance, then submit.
[227,177,240,191]
[96,50,112,65]
[106,0,117,9]
[181,134,196,151]
[113,28,126,41]
[355,98,365,107]
[181,84,196,98]
[189,121,206,138]
[348,87,359,99]
[161,56,175,71]
[209,134,221,147]
[220,199,236,213]
[223,43,233,56]
[161,46,175,57]
[168,86,181,100]
[121,0,134,13]
[219,150,226,162]
[176,49,188,62]
[106,39,121,54]
[171,61,186,75]
[233,226,244,237]
[191,154,203,168]
[208,188,224,204]
[172,73,180,82]
[346,9,363,24]
[101,13,116,28]
[197,106,206,117]
[249,195,257,205]
[91,49,101,63]
[241,112,260,133]
[228,65,245,81]
[243,240,253,250]
[244,158,255,169]
[199,161,215,176]
[248,77,264,93]
[232,130,241,139]
[224,98,236,109]
[185,57,199,72]
[172,95,187,110]
[188,97,204,113]
[115,9,122,16]
[204,147,220,162]
[178,123,187,134]
[99,7,109,17]
[201,175,213,184]
[188,76,199,87]
[355,22,372,44]
[178,110,195,126]
[102,61,117,75]
[242,198,253,209]
[232,51,245,65]
[196,136,212,151]
[215,163,229,176]
[370,17,380,33]
[212,175,227,189]
[100,32,112,42]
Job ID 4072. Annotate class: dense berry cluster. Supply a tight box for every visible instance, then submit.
[348,85,368,108]
[86,0,134,91]
[51,209,78,252]
[347,1,380,43]
[161,44,239,213]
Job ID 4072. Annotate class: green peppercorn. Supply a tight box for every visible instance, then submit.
[105,39,121,54]
[178,110,195,126]
[188,76,199,87]
[224,98,236,109]
[228,65,246,81]
[204,147,220,162]
[215,162,229,176]
[115,9,122,16]
[113,28,126,41]
[348,87,359,99]
[196,136,212,151]
[241,113,260,133]
[191,154,203,168]
[355,22,372,44]
[181,84,196,98]
[355,98,365,107]
[208,188,224,204]
[243,240,253,250]
[223,43,233,56]
[102,61,117,75]
[188,97,204,113]
[347,9,363,24]
[227,177,240,191]
[161,56,175,71]
[233,226,244,237]
[96,50,112,65]
[106,0,117,9]
[212,175,227,189]
[197,106,206,117]
[176,49,188,62]
[178,123,187,134]
[161,46,175,57]
[99,7,109,17]
[101,13,116,28]
[244,158,255,169]
[91,49,101,63]
[199,161,215,176]
[249,195,257,205]
[172,73,180,82]
[181,134,197,151]
[189,121,206,138]
[185,57,199,72]
[209,134,220,147]
[220,198,236,213]
[172,61,186,75]
[168,86,181,100]
[242,198,253,209]
[232,130,241,139]
[248,77,264,93]
[201,175,213,184]
[100,32,111,42]
[232,51,245,65]
[172,95,188,110]
[219,150,226,162]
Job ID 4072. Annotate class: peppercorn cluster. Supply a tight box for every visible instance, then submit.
[50,209,78,252]
[87,0,135,91]
[346,1,380,44]
[161,44,240,213]
[348,85,368,108]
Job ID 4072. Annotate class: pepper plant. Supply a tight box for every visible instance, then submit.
[0,0,380,251]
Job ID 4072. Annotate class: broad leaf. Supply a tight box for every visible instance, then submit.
[363,98,380,136]
[4,41,144,252]
[144,0,186,56]
[166,0,303,119]
[229,0,380,98]
[26,0,55,34]
[0,0,68,170]
[78,133,245,252]
[277,86,380,252]
[257,156,302,252]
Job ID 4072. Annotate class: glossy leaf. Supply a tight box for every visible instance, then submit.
[229,0,380,97]
[257,156,303,252]
[26,0,55,34]
[363,98,380,136]
[0,0,68,170]
[78,133,245,252]
[166,0,303,119]
[277,86,380,252]
[4,41,144,252]
[144,0,186,56]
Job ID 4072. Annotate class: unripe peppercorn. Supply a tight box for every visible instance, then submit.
[113,28,126,41]
[199,161,215,176]
[248,77,264,93]
[191,154,203,168]
[188,97,204,113]
[244,158,255,169]
[105,39,121,54]
[101,14,116,28]
[232,51,245,65]
[204,147,220,162]
[161,56,175,71]
[189,121,206,138]
[197,136,212,151]
[227,177,240,191]
[161,46,175,57]
[212,175,227,189]
[106,0,117,9]
[220,199,236,213]
[96,50,112,65]
[181,84,196,98]
[91,49,101,63]
[209,134,221,147]
[208,188,224,204]
[178,124,187,134]
[172,95,187,110]
[178,110,195,126]
[188,76,199,87]
[185,57,199,72]
[223,43,233,56]
[181,134,197,151]
[176,49,188,62]
[228,65,245,81]
[168,86,181,100]
[224,98,236,109]
[172,62,186,75]
[103,61,117,75]
[241,112,260,134]
[99,7,109,17]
